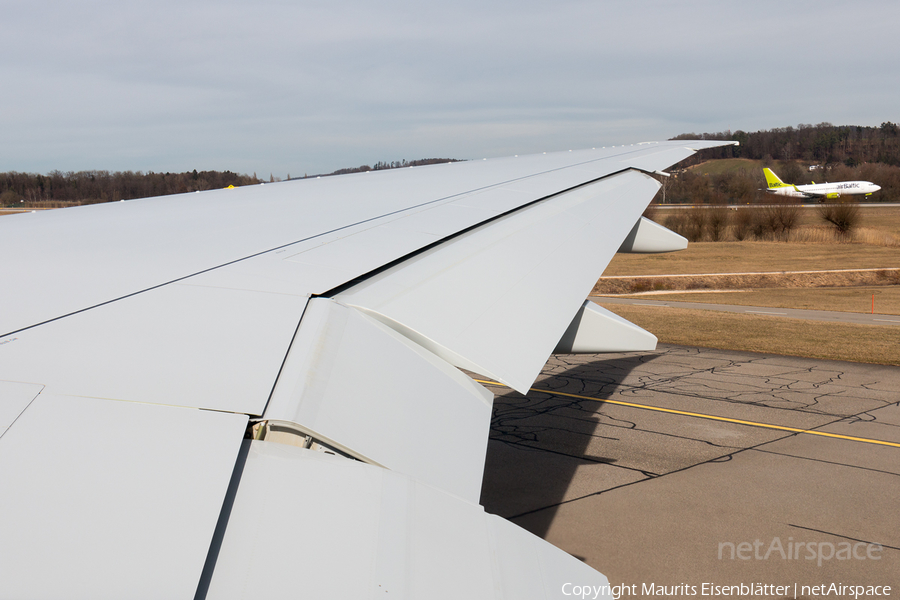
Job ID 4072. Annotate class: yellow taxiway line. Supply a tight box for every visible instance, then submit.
[475,380,900,449]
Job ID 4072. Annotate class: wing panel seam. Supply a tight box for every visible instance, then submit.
[316,167,639,298]
[2,161,642,338]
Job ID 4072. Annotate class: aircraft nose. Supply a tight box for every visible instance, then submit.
[874,185,882,192]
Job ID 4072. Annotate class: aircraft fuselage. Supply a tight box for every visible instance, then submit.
[763,168,881,200]
[766,180,881,199]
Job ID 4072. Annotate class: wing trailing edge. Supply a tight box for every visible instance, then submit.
[201,440,612,599]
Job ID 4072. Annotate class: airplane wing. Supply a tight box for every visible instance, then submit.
[794,184,821,198]
[0,140,735,599]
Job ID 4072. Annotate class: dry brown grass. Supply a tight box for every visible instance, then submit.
[594,269,900,294]
[16,201,80,209]
[596,304,900,366]
[0,208,59,216]
[782,226,900,246]
[792,205,900,233]
[602,241,900,276]
[599,209,900,364]
[604,286,900,315]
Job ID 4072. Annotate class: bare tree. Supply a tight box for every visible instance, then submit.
[732,208,754,240]
[763,200,801,237]
[663,213,689,238]
[685,206,708,242]
[819,200,860,236]
[707,205,730,241]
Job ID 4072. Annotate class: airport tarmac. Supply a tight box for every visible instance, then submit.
[479,345,900,597]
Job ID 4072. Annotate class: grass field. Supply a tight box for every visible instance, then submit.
[650,199,900,247]
[687,158,763,176]
[598,207,900,365]
[606,286,900,315]
[602,240,900,276]
[596,303,900,366]
[792,205,900,231]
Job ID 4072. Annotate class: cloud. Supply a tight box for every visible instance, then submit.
[2,0,898,175]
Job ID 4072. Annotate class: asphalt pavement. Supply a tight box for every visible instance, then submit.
[480,345,900,596]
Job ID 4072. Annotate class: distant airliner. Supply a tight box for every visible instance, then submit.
[763,168,880,200]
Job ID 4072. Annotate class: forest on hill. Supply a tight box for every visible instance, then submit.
[660,123,900,204]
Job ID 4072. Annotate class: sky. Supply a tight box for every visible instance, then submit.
[3,0,899,177]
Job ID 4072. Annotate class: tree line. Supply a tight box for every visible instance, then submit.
[0,169,259,206]
[321,158,462,176]
[0,158,463,207]
[673,122,900,166]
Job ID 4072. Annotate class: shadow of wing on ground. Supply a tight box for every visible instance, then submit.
[479,344,900,539]
[479,351,663,538]
[479,344,900,587]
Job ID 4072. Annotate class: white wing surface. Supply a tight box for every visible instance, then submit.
[203,441,609,600]
[0,140,735,598]
[337,169,658,393]
[0,394,247,600]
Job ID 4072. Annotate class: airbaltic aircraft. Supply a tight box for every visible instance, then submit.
[763,167,880,200]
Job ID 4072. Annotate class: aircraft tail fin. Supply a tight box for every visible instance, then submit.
[763,168,790,189]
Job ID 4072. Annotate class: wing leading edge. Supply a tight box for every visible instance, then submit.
[0,140,736,599]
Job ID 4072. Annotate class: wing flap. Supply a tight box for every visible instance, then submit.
[337,170,660,393]
[554,300,657,353]
[263,298,493,503]
[617,216,688,253]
